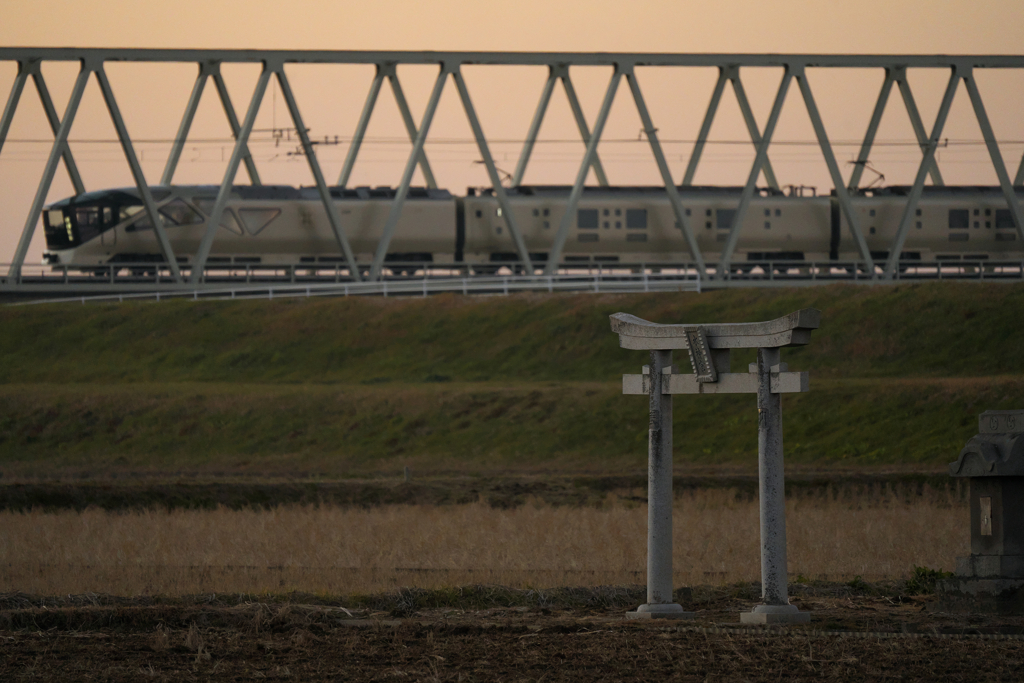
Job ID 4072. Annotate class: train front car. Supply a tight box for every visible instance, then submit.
[42,188,148,268]
[42,185,457,275]
[462,185,832,271]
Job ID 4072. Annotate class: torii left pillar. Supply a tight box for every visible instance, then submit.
[611,309,820,624]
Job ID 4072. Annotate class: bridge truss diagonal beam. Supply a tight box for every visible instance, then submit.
[210,68,261,186]
[895,70,945,186]
[29,63,86,195]
[848,69,896,190]
[162,62,214,185]
[962,69,1024,245]
[385,65,438,190]
[94,64,182,281]
[682,66,779,190]
[337,66,385,188]
[718,69,793,277]
[793,66,874,273]
[544,67,622,275]
[191,64,273,283]
[369,66,449,281]
[556,66,610,188]
[512,68,558,187]
[883,68,960,279]
[11,65,91,277]
[274,67,361,281]
[624,67,706,275]
[451,68,533,272]
[0,61,29,160]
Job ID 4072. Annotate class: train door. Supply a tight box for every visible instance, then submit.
[100,206,116,246]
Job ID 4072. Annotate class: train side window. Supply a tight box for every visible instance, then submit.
[869,209,876,217]
[775,209,781,217]
[532,209,539,217]
[615,208,621,217]
[238,208,281,236]
[716,209,736,229]
[764,209,770,217]
[626,208,647,229]
[475,210,482,218]
[160,199,204,226]
[685,208,691,216]
[195,199,245,235]
[948,209,969,229]
[705,209,712,217]
[577,209,599,229]
[996,209,1016,228]
[603,208,610,217]
[543,208,549,217]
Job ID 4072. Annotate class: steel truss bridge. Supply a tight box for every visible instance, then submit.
[3,48,1024,296]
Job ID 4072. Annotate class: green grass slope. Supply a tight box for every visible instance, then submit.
[1,282,1021,477]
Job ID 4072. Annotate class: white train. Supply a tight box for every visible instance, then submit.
[41,184,1024,271]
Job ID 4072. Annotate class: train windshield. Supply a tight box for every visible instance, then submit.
[43,203,117,249]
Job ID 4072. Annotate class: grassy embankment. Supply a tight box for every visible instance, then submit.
[1,282,1023,478]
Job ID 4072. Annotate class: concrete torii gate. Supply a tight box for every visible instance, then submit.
[610,308,820,623]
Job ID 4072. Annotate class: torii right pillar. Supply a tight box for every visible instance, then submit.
[611,308,820,624]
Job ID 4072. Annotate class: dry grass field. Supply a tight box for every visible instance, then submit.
[0,487,967,596]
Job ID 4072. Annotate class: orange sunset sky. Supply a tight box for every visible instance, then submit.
[1,0,1023,263]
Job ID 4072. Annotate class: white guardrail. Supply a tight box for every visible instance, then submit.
[7,272,702,306]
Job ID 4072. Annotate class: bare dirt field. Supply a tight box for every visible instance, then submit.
[2,587,1024,682]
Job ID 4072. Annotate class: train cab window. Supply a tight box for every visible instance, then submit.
[577,209,599,229]
[194,200,245,235]
[72,207,102,243]
[716,209,736,229]
[626,208,647,229]
[238,208,281,236]
[996,209,1016,228]
[948,209,969,229]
